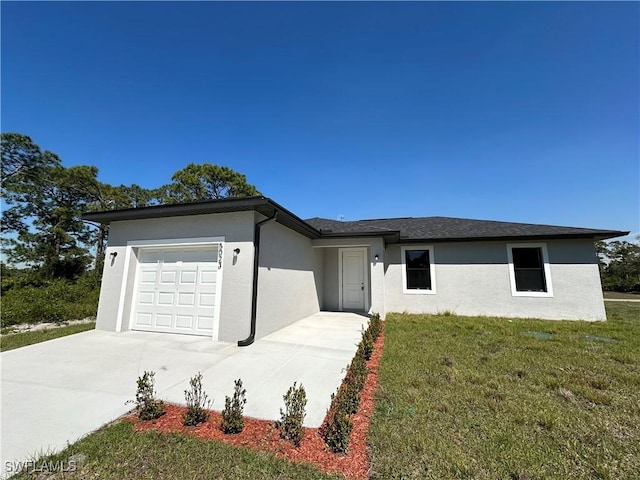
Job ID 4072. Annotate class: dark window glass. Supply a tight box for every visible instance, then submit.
[512,247,547,292]
[405,250,431,290]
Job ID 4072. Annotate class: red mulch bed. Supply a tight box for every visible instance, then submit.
[127,328,385,480]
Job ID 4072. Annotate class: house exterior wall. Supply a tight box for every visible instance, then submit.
[256,218,323,339]
[384,239,606,321]
[96,211,256,342]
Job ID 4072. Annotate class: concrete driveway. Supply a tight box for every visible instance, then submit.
[1,311,367,477]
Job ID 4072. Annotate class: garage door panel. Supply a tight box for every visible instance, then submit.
[138,292,154,305]
[132,245,221,337]
[199,293,215,307]
[155,314,172,327]
[180,270,197,284]
[197,315,214,331]
[136,313,153,326]
[160,270,178,285]
[157,292,175,306]
[175,315,193,329]
[140,270,157,284]
[177,292,195,306]
[200,270,217,284]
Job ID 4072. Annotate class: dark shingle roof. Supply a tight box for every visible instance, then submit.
[81,196,628,243]
[304,216,627,242]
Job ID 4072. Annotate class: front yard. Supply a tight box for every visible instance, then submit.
[369,301,640,479]
[8,302,639,479]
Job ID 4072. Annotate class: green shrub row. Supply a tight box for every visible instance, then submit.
[130,371,307,444]
[321,313,382,453]
[0,278,100,327]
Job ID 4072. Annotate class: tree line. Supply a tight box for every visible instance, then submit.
[1,132,260,280]
[596,240,640,293]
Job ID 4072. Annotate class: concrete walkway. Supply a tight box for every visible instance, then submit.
[603,298,640,303]
[1,311,367,478]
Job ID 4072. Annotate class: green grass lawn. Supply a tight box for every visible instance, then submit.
[603,291,640,300]
[8,303,639,479]
[0,322,96,352]
[369,302,640,479]
[9,421,342,480]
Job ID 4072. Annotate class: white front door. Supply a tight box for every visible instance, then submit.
[340,248,367,311]
[132,246,220,337]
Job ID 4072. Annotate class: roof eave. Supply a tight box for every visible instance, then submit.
[397,231,630,243]
[318,230,401,244]
[81,196,323,239]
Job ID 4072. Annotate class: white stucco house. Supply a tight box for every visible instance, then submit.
[82,196,627,346]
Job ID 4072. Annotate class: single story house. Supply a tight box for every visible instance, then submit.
[82,196,627,345]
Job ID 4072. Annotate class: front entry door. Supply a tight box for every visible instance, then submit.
[340,248,367,311]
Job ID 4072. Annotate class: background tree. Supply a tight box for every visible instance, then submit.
[596,239,640,292]
[2,164,96,278]
[1,133,59,188]
[160,163,260,203]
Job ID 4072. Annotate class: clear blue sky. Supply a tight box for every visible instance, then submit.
[2,2,638,237]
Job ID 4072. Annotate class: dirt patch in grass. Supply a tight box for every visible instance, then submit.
[129,329,385,480]
[1,318,95,335]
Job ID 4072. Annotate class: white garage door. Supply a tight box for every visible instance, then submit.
[132,246,221,337]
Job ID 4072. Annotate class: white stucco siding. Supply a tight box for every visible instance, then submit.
[256,219,323,339]
[95,211,256,342]
[384,239,606,321]
[95,246,128,332]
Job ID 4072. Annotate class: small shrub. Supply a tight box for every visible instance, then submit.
[335,380,361,415]
[349,348,368,391]
[360,326,375,361]
[130,371,165,421]
[277,382,307,446]
[321,408,353,453]
[221,378,247,434]
[368,312,382,340]
[183,372,212,426]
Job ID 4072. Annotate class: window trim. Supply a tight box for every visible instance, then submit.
[401,245,436,295]
[507,243,553,297]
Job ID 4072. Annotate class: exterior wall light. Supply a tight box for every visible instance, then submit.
[234,248,241,255]
[374,254,379,262]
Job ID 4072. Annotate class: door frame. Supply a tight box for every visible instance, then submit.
[338,247,369,312]
[117,236,224,339]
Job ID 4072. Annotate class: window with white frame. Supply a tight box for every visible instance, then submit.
[401,246,436,294]
[507,243,553,297]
